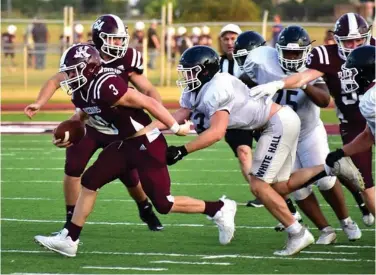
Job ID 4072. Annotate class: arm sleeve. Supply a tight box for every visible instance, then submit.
[97,74,128,106]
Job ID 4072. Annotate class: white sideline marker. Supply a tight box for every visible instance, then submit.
[334,245,375,249]
[82,266,167,271]
[151,260,231,265]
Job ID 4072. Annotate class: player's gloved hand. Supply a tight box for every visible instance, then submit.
[52,129,73,148]
[249,80,285,104]
[166,145,188,166]
[24,103,42,119]
[326,149,345,167]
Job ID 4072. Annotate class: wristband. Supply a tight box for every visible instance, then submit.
[170,122,180,134]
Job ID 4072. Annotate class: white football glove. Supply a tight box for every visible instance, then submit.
[249,80,285,104]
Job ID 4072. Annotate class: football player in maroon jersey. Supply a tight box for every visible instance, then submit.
[24,14,164,231]
[34,44,237,257]
[248,12,375,226]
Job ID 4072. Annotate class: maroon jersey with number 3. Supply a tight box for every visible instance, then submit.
[72,71,152,139]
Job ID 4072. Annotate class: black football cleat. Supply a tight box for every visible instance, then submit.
[246,198,264,208]
[139,203,164,231]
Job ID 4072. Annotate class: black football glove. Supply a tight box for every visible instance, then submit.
[166,145,188,166]
[326,149,345,167]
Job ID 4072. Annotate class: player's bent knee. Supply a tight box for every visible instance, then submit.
[81,171,102,191]
[152,195,174,214]
[65,163,85,178]
[317,176,336,191]
[293,186,313,201]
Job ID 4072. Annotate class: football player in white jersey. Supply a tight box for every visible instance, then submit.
[242,25,361,242]
[327,45,375,217]
[154,45,363,256]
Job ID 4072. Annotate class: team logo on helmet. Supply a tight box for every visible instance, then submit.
[74,46,91,59]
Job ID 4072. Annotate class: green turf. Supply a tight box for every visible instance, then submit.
[1,109,339,124]
[1,134,375,274]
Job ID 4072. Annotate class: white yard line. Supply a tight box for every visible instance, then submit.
[82,266,167,271]
[299,251,357,255]
[2,249,374,263]
[1,218,375,232]
[1,167,240,172]
[334,245,376,249]
[150,260,231,265]
[0,181,243,186]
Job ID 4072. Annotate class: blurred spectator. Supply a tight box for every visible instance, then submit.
[360,0,375,24]
[176,26,193,55]
[199,25,212,46]
[165,27,177,64]
[59,26,72,55]
[32,18,49,70]
[324,29,335,45]
[74,24,85,43]
[130,21,145,53]
[24,23,34,68]
[190,27,201,46]
[87,31,92,42]
[271,15,284,48]
[147,19,160,69]
[218,24,242,76]
[2,25,17,69]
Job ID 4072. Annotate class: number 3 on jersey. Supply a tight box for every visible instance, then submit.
[274,89,298,111]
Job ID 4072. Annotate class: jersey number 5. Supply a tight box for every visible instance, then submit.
[275,89,298,111]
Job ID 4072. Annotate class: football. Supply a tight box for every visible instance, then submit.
[54,120,86,145]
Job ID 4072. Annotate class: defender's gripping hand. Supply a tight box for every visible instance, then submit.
[166,145,188,165]
[326,149,345,167]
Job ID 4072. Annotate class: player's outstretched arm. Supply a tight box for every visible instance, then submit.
[129,73,162,103]
[24,72,66,119]
[116,88,188,136]
[150,107,191,131]
[303,83,331,107]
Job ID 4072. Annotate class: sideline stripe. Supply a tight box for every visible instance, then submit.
[150,260,231,265]
[1,218,375,231]
[82,266,167,271]
[2,250,374,263]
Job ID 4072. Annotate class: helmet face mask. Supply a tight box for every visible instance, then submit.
[333,13,371,59]
[59,44,102,95]
[276,43,311,72]
[92,14,130,61]
[233,49,249,70]
[176,46,220,94]
[176,64,202,93]
[60,62,88,95]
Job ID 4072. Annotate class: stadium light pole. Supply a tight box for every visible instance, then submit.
[7,0,12,17]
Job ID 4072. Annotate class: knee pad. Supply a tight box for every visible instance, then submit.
[317,176,336,191]
[293,186,313,201]
[65,161,85,178]
[152,195,174,215]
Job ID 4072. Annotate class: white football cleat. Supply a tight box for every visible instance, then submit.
[34,228,78,257]
[316,226,337,245]
[362,213,375,227]
[325,157,365,191]
[274,227,314,256]
[341,219,362,241]
[274,211,303,232]
[208,196,237,245]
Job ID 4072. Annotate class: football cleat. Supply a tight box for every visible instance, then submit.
[274,227,314,256]
[341,219,362,241]
[34,228,78,257]
[139,203,164,231]
[362,213,375,227]
[316,226,337,245]
[208,196,237,245]
[325,157,365,191]
[274,211,303,232]
[246,198,264,208]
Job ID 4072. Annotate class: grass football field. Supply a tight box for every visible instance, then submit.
[1,131,375,274]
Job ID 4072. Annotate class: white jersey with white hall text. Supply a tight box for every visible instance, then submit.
[359,83,376,137]
[243,46,326,140]
[179,72,272,131]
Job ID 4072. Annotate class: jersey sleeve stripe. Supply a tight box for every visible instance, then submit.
[136,51,142,68]
[319,45,330,65]
[93,72,114,99]
[97,74,117,99]
[131,48,137,67]
[315,46,324,64]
